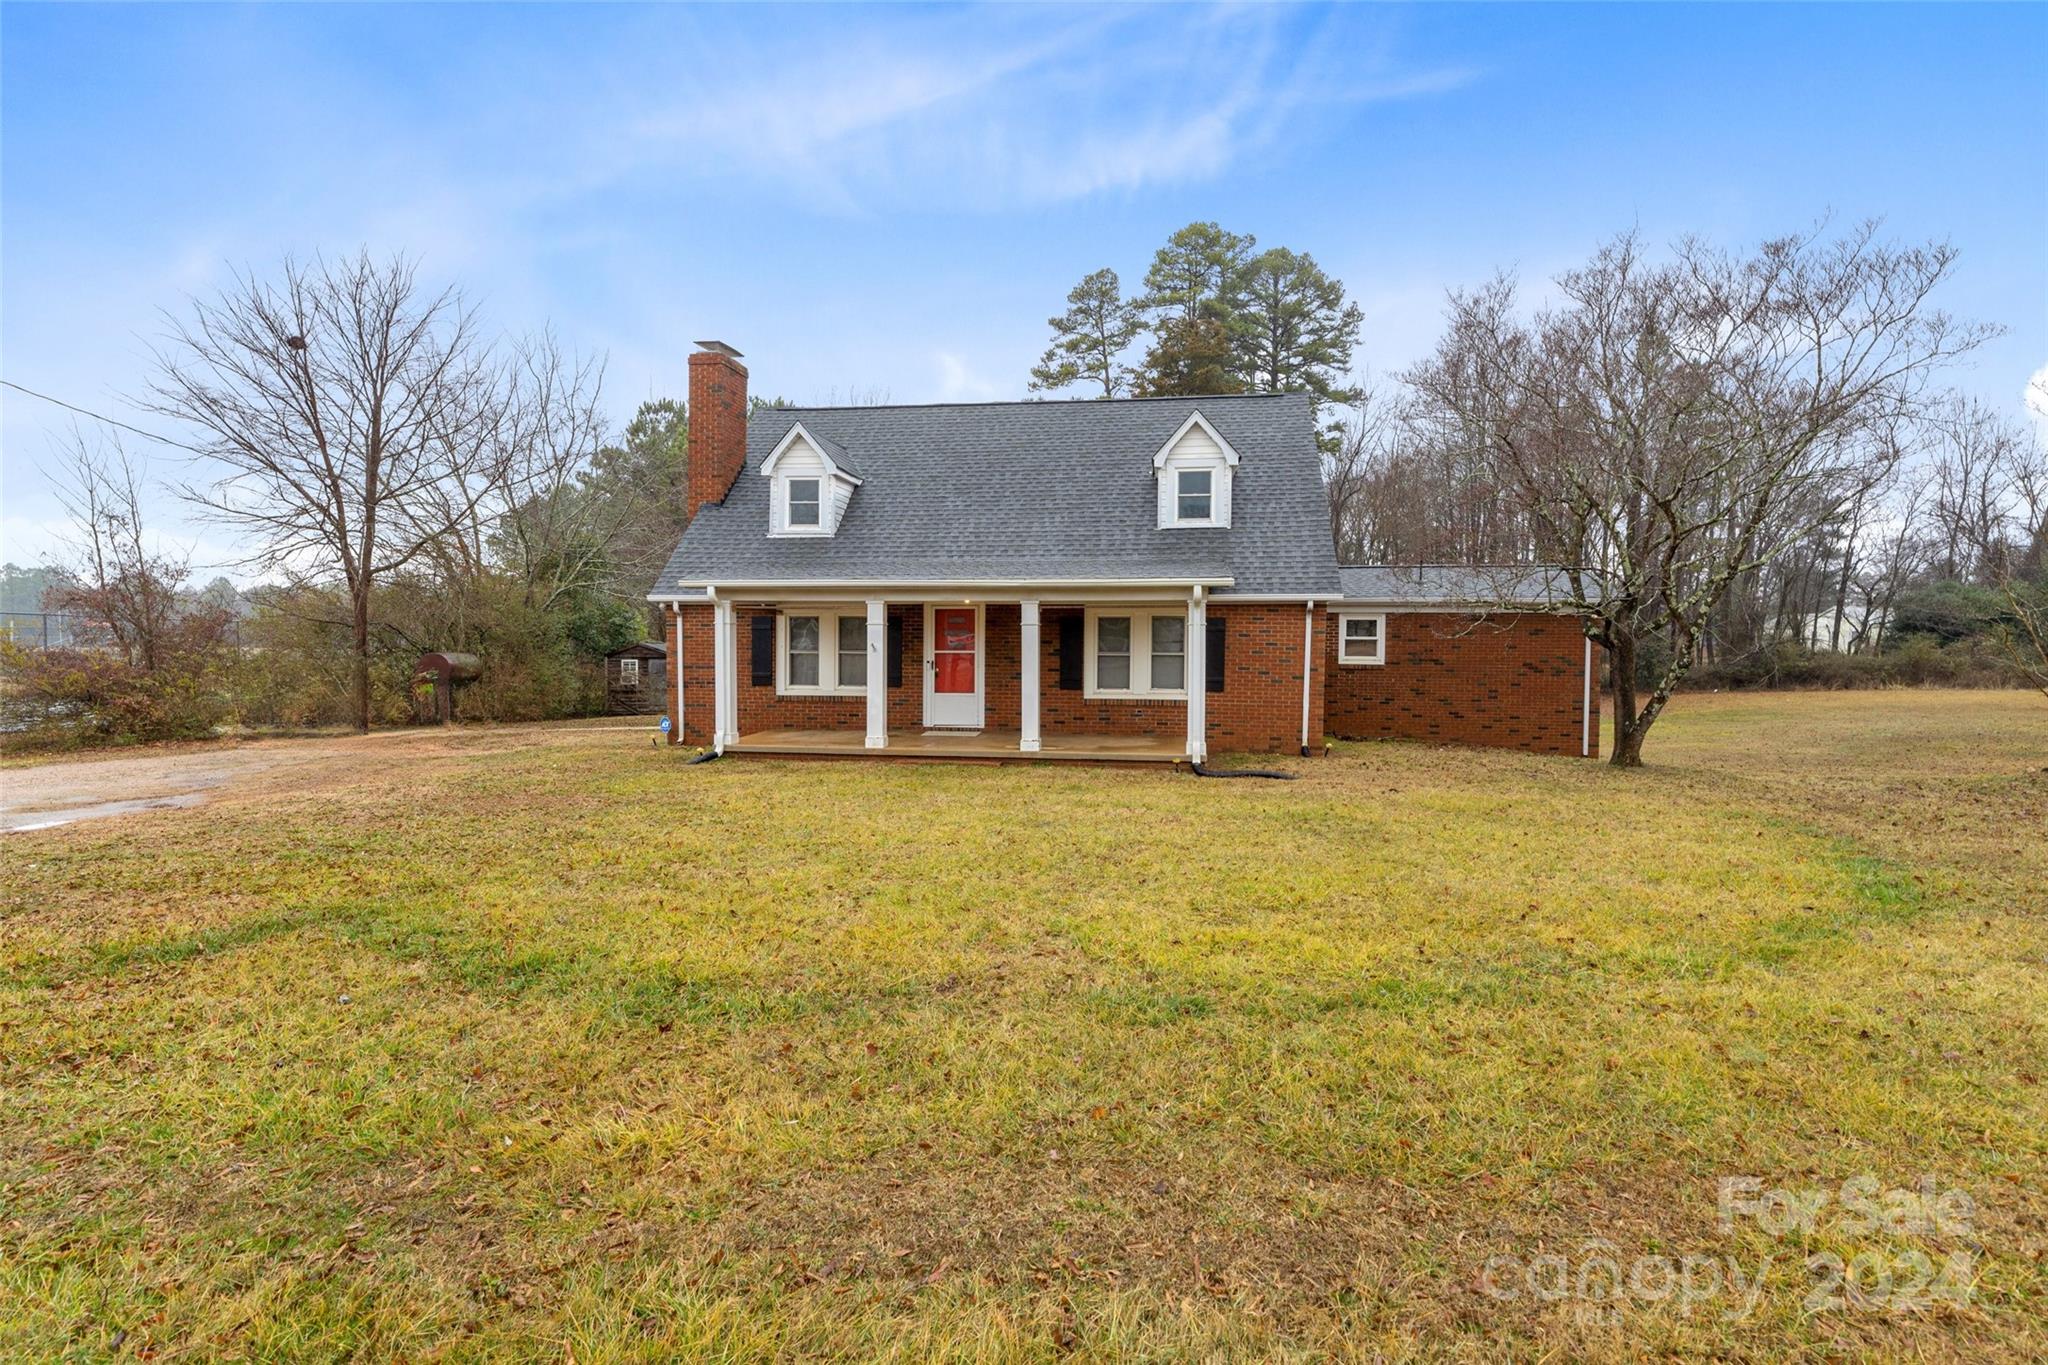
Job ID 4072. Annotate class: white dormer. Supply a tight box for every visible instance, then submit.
[1153,410,1240,529]
[761,422,862,537]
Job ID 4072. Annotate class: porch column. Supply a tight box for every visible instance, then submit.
[1186,593,1207,763]
[1018,599,1041,752]
[712,596,738,753]
[864,598,888,748]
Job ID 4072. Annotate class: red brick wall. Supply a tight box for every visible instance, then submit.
[670,604,715,745]
[734,608,928,734]
[1032,603,1318,754]
[1322,610,1592,757]
[685,350,749,521]
[1034,606,1189,739]
[1207,602,1323,755]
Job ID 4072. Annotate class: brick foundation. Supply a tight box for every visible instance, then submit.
[1322,610,1592,757]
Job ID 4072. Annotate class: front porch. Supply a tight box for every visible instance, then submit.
[725,727,1186,764]
[672,593,1223,762]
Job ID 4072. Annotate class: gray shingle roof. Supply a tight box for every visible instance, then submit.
[651,393,1341,597]
[1335,564,1580,607]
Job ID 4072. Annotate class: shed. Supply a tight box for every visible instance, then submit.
[605,640,667,716]
[413,651,481,724]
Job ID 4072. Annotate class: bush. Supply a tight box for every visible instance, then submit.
[0,643,230,749]
[1683,636,2031,691]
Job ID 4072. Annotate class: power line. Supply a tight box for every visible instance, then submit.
[0,379,211,454]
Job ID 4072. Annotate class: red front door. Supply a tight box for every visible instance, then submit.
[933,609,976,692]
[929,607,979,726]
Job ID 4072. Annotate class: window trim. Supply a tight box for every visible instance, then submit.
[836,613,868,690]
[1336,611,1387,666]
[776,610,870,695]
[618,657,641,685]
[1083,607,1191,700]
[785,476,822,529]
[1175,467,1214,524]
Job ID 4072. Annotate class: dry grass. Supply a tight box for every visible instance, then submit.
[2,691,2044,1361]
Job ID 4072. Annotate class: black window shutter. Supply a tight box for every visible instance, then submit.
[1206,617,1226,692]
[1057,615,1083,691]
[749,614,775,686]
[887,614,904,688]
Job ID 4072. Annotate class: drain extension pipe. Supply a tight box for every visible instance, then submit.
[1191,761,1297,780]
[684,749,721,765]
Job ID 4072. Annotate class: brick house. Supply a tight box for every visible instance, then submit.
[650,342,1597,763]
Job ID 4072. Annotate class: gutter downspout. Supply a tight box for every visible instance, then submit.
[1582,635,1593,758]
[1300,600,1315,757]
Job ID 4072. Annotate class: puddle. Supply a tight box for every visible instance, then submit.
[3,792,212,833]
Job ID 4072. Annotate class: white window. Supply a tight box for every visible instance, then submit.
[837,615,867,688]
[1085,609,1189,698]
[786,614,822,686]
[1338,613,1386,666]
[618,657,640,685]
[786,478,821,528]
[1154,411,1238,528]
[779,612,871,695]
[1151,615,1185,690]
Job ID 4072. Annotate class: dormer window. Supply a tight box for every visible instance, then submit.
[761,421,862,537]
[786,478,821,528]
[1154,410,1240,529]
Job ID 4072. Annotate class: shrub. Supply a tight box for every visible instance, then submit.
[0,642,230,749]
[1683,636,2030,692]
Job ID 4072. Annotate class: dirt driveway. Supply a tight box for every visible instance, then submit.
[0,722,658,833]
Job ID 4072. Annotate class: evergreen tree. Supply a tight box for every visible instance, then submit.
[1028,268,1142,398]
[1139,222,1256,327]
[1135,317,1242,397]
[1234,246,1365,442]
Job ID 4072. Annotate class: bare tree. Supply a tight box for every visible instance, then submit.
[148,252,518,733]
[1926,396,2041,583]
[41,431,187,669]
[1406,224,1994,766]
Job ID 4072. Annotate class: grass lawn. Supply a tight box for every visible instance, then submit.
[3,691,2044,1360]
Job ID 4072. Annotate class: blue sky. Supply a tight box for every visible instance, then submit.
[4,2,2044,574]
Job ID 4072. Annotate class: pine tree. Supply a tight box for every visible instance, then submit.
[1234,246,1364,443]
[1028,268,1142,398]
[1138,222,1256,327]
[1135,317,1242,397]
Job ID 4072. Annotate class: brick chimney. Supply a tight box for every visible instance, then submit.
[686,340,748,521]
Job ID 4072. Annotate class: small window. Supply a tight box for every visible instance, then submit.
[838,615,867,688]
[618,657,640,685]
[787,615,821,686]
[1150,616,1185,691]
[1176,468,1213,522]
[1340,614,1385,665]
[787,478,821,528]
[1096,615,1132,691]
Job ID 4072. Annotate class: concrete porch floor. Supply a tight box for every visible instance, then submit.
[724,728,1186,764]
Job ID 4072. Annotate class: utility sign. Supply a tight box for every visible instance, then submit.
[659,715,672,734]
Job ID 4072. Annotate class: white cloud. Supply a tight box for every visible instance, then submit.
[933,351,1001,403]
[618,8,1476,213]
